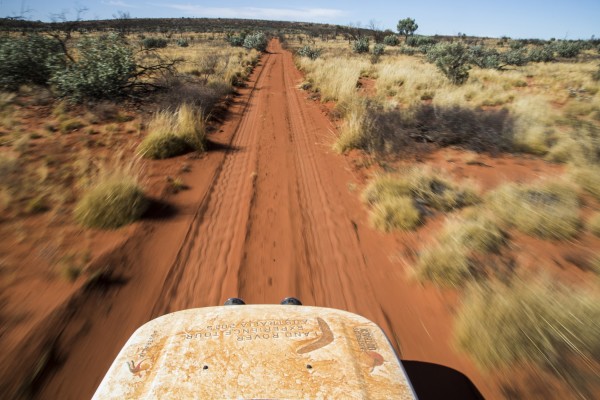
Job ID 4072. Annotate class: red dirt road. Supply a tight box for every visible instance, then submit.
[34,40,494,399]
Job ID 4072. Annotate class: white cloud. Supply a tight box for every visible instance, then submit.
[102,1,139,8]
[156,4,345,21]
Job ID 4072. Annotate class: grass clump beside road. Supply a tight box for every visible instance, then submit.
[74,165,148,229]
[363,168,479,233]
[137,103,206,159]
[413,211,505,287]
[455,278,600,397]
[486,180,580,239]
[369,196,421,232]
[363,167,479,212]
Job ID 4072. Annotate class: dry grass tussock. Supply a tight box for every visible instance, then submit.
[362,167,479,233]
[137,103,206,159]
[587,213,600,237]
[364,167,480,212]
[369,196,421,232]
[569,165,600,201]
[455,278,600,397]
[74,158,148,229]
[296,56,369,103]
[413,211,505,287]
[486,180,580,240]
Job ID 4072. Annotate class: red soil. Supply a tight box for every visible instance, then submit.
[2,39,596,399]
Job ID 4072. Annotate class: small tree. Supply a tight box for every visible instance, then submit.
[397,18,418,40]
[427,42,471,85]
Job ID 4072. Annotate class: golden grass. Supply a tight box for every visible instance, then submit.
[414,243,472,287]
[333,99,372,153]
[455,278,600,397]
[413,210,505,287]
[369,196,421,231]
[137,103,205,159]
[296,56,369,103]
[74,160,148,229]
[587,213,600,236]
[363,167,480,213]
[569,165,600,201]
[486,180,580,239]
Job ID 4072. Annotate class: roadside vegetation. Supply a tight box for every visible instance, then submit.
[290,19,600,396]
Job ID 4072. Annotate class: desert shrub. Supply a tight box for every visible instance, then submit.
[426,42,471,85]
[587,213,600,236]
[553,41,581,58]
[298,45,322,60]
[467,45,500,69]
[369,196,421,231]
[228,34,245,47]
[405,35,437,48]
[176,39,189,47]
[243,32,268,52]
[137,103,205,159]
[142,37,168,49]
[352,37,370,54]
[52,34,135,102]
[486,181,580,239]
[383,35,399,46]
[0,34,64,90]
[528,45,555,63]
[456,279,600,397]
[372,43,385,56]
[74,170,148,229]
[501,48,528,66]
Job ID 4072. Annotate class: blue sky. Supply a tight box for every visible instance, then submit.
[2,0,599,39]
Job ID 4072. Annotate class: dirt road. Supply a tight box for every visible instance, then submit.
[35,40,494,399]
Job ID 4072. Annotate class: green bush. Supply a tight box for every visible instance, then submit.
[553,41,581,58]
[352,37,370,54]
[528,45,555,63]
[298,45,322,60]
[405,35,437,48]
[426,42,471,85]
[372,43,385,56]
[243,32,268,52]
[0,34,64,90]
[383,35,399,46]
[176,39,189,47]
[52,34,135,102]
[228,34,245,47]
[468,45,500,69]
[142,37,168,49]
[501,48,528,66]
